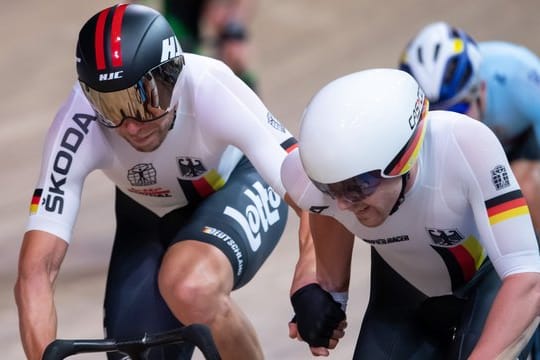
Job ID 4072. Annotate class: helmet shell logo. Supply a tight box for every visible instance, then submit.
[161,36,181,62]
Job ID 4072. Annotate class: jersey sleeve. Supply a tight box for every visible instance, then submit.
[281,148,330,212]
[193,58,297,198]
[452,115,540,278]
[25,85,111,243]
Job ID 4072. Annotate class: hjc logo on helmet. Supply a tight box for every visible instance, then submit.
[161,36,181,62]
[98,71,124,81]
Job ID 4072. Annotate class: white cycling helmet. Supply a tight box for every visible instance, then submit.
[299,68,429,185]
[398,22,481,110]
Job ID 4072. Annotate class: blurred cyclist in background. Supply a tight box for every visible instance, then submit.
[399,20,540,359]
[399,21,540,236]
[134,0,258,92]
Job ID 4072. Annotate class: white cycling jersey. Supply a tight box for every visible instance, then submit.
[282,110,540,296]
[27,53,296,244]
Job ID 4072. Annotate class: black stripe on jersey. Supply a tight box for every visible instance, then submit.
[431,246,465,292]
[177,178,206,205]
[485,189,523,208]
[281,137,298,153]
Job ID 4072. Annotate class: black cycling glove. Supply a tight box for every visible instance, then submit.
[290,283,346,348]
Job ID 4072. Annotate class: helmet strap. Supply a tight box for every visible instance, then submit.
[389,173,410,215]
[168,109,177,131]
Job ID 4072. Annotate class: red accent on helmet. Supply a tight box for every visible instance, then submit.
[94,8,109,70]
[110,4,128,67]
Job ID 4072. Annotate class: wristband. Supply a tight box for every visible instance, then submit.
[330,291,349,312]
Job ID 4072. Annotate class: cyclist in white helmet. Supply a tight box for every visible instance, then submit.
[399,21,540,237]
[281,68,540,359]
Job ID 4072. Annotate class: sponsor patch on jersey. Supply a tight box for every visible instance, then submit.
[267,112,285,133]
[177,157,206,178]
[486,189,529,225]
[490,165,510,190]
[363,235,409,245]
[127,163,157,186]
[29,188,43,214]
[127,187,172,198]
[427,228,464,247]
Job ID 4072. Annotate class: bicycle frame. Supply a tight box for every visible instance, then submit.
[42,324,221,360]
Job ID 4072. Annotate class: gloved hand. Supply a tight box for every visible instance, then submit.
[290,283,346,348]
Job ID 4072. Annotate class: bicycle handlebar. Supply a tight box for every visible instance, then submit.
[42,324,221,360]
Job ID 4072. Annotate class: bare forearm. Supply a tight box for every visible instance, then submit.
[311,214,354,292]
[291,211,317,294]
[15,231,67,360]
[15,274,57,360]
[469,272,540,359]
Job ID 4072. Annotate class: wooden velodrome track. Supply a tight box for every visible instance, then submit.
[2,1,539,358]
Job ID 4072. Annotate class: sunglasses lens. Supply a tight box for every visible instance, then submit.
[312,171,384,202]
[80,56,183,128]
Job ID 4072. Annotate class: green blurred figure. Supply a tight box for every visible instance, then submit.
[138,0,258,92]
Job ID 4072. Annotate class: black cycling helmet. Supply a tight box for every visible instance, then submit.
[76,4,184,127]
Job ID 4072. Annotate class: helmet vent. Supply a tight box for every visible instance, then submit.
[433,44,441,61]
[459,64,473,89]
[416,47,423,64]
[443,57,458,84]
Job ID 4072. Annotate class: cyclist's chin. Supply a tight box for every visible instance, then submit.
[354,209,387,227]
[123,133,167,152]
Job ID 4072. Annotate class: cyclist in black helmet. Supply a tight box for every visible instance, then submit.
[14,4,312,360]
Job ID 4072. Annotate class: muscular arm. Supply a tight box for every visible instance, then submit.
[311,213,354,293]
[14,230,68,360]
[469,272,540,360]
[292,213,353,357]
[285,194,317,294]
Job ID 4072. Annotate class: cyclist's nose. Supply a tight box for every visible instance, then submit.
[123,118,144,134]
[336,197,357,210]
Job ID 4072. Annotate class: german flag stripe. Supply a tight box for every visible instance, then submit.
[447,245,476,282]
[178,170,226,202]
[485,189,523,208]
[30,188,43,214]
[432,246,465,292]
[281,137,298,153]
[385,117,427,176]
[461,236,486,270]
[431,236,485,291]
[485,190,529,225]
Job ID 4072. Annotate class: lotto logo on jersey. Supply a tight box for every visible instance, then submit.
[223,181,282,251]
